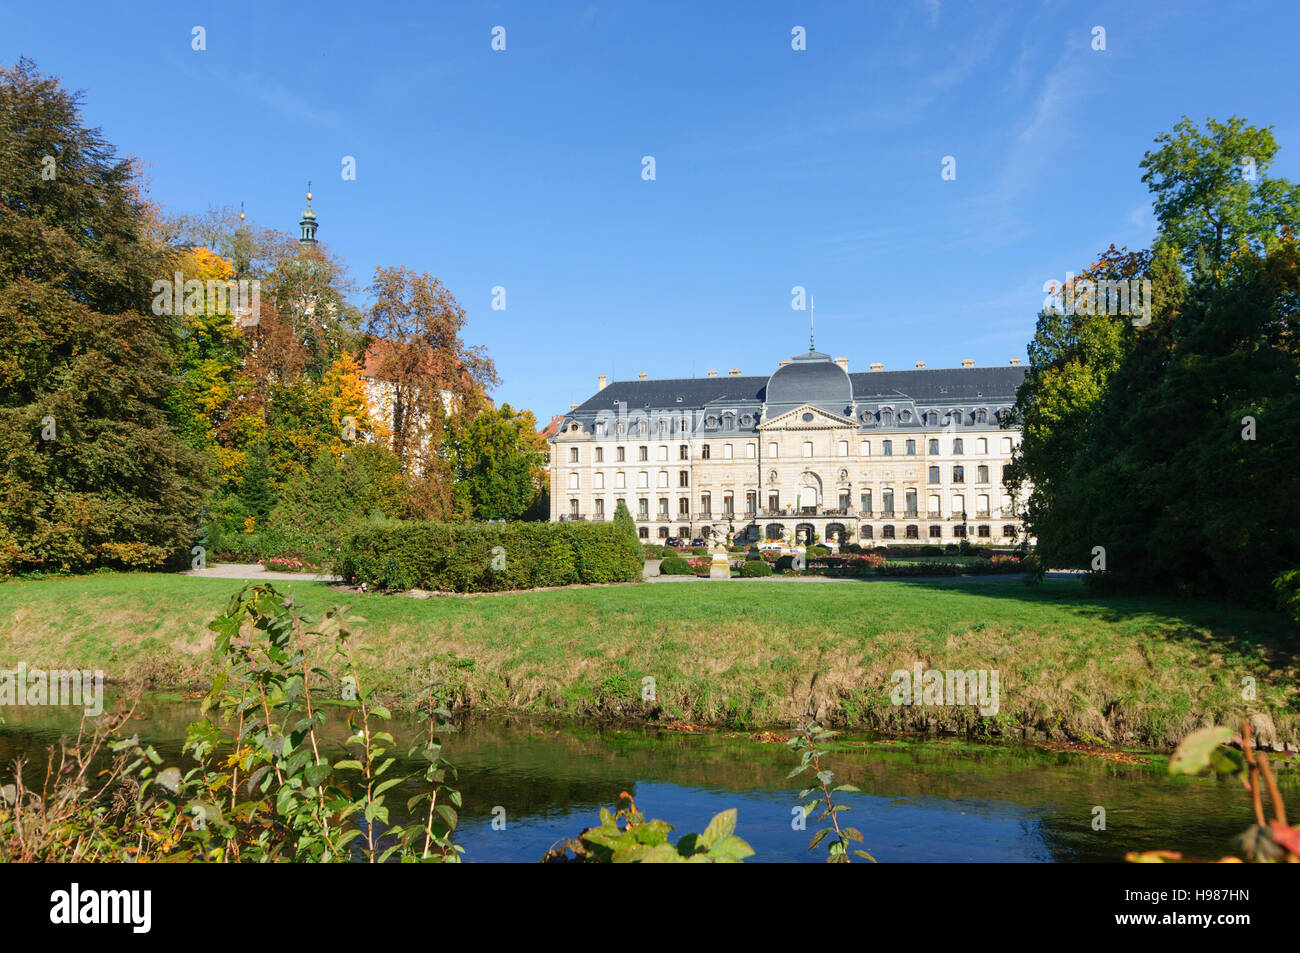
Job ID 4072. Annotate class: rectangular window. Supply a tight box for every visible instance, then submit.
[595,447,604,463]
[953,438,964,455]
[953,465,965,483]
[678,470,689,487]
[595,499,605,518]
[702,445,711,460]
[861,441,871,456]
[906,439,916,455]
[928,439,939,454]
[679,445,689,460]
[638,446,648,461]
[768,442,779,458]
[569,447,579,462]
[658,445,668,461]
[617,447,625,462]
[883,440,893,456]
[768,493,779,511]
[977,438,988,454]
[724,443,733,459]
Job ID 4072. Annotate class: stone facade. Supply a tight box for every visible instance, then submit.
[548,350,1030,547]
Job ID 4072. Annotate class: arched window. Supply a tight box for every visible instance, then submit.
[883,525,896,539]
[568,473,579,489]
[768,442,779,458]
[595,473,605,489]
[880,408,894,427]
[723,443,734,459]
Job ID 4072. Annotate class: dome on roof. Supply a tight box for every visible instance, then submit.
[765,350,853,407]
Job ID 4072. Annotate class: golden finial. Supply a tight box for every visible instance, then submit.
[306,180,313,207]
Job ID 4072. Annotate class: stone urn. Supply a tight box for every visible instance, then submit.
[709,529,731,580]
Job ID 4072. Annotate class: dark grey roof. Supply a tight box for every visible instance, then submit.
[573,376,766,414]
[849,366,1026,404]
[766,351,853,407]
[572,364,1024,416]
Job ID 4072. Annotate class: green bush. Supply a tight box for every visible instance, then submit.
[738,559,772,577]
[338,520,643,592]
[1273,569,1300,627]
[642,544,666,558]
[659,555,692,576]
[808,545,831,557]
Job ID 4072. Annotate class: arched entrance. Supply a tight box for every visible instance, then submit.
[765,523,785,541]
[798,471,822,514]
[795,522,816,544]
[825,522,846,545]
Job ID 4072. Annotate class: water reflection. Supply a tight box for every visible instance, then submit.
[0,698,1270,863]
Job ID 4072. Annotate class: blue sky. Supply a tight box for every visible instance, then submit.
[6,0,1299,418]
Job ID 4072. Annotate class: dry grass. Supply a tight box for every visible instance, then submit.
[0,572,1296,750]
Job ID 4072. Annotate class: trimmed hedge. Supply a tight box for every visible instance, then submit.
[338,521,643,592]
[659,555,692,576]
[738,559,772,577]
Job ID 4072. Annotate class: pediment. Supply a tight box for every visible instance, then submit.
[760,404,856,430]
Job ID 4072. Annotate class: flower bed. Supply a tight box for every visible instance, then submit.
[258,556,326,574]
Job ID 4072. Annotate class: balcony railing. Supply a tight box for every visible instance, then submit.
[635,513,649,522]
[657,514,671,521]
[560,513,587,522]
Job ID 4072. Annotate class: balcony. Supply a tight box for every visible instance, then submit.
[697,510,713,519]
[635,513,650,522]
[656,514,671,521]
[560,513,587,522]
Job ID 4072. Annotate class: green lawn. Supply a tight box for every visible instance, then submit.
[1,572,1295,750]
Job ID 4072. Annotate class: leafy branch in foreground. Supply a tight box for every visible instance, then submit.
[542,792,753,863]
[2,583,464,862]
[788,724,875,863]
[1127,719,1298,863]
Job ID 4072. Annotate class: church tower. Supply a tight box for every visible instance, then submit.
[299,183,318,245]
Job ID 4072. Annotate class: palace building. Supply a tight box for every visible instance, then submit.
[547,346,1030,547]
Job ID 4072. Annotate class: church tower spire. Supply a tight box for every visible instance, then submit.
[299,182,318,245]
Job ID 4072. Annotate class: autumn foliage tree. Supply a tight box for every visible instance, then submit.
[364,266,499,519]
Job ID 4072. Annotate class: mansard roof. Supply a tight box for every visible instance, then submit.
[570,363,1025,418]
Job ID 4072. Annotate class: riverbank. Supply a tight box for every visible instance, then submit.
[1,572,1296,750]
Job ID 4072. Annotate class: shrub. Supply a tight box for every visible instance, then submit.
[808,545,831,557]
[690,546,709,556]
[642,544,666,558]
[659,555,692,575]
[1273,569,1300,627]
[739,559,772,577]
[687,556,713,577]
[338,520,643,592]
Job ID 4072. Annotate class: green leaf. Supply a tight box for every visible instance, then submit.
[1168,726,1233,775]
[699,808,737,849]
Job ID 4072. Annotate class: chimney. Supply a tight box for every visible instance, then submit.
[869,362,883,372]
[638,372,647,380]
[834,357,849,371]
[598,374,607,391]
[728,368,742,376]
[707,369,717,377]
[961,359,975,368]
[1009,358,1022,366]
[778,360,792,367]
[915,361,926,369]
